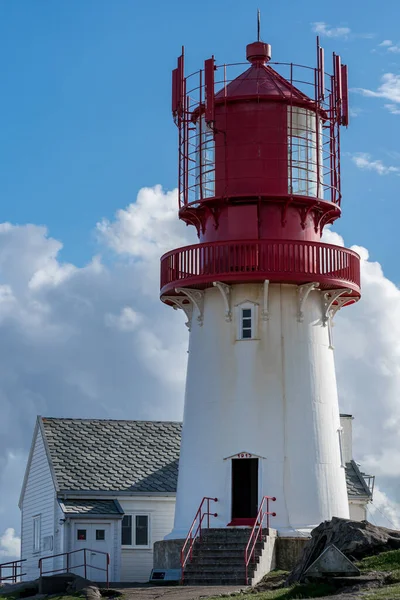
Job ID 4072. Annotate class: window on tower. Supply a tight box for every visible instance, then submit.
[242,308,252,339]
[195,115,215,200]
[237,302,258,340]
[288,106,323,199]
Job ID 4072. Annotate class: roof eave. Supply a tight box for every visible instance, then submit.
[57,489,177,498]
[351,460,373,498]
[19,418,40,509]
[39,417,60,493]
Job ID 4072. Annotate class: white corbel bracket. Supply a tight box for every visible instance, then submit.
[162,295,193,331]
[322,288,352,326]
[175,288,205,326]
[297,282,319,322]
[213,281,232,322]
[262,280,270,321]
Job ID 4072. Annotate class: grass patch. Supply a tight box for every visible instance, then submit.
[207,581,336,600]
[364,583,400,599]
[358,549,400,573]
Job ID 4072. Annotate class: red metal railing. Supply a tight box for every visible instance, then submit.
[0,559,26,583]
[160,239,361,297]
[245,496,277,585]
[180,497,218,582]
[38,548,110,588]
[174,52,344,209]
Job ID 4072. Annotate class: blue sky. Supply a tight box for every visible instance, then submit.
[0,0,399,279]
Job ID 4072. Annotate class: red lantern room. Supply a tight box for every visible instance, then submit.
[161,35,360,304]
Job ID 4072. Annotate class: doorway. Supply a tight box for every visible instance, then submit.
[71,522,112,582]
[231,458,259,523]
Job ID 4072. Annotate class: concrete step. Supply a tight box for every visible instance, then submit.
[196,541,265,552]
[185,565,254,575]
[191,556,260,565]
[184,576,247,586]
[201,531,267,543]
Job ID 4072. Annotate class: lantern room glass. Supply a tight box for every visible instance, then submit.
[195,116,215,200]
[288,107,323,199]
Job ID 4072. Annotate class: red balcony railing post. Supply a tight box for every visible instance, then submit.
[160,240,360,300]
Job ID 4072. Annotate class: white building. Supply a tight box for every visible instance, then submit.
[19,414,373,583]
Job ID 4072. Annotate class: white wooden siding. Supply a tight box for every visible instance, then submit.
[20,429,57,581]
[349,501,367,521]
[119,497,175,582]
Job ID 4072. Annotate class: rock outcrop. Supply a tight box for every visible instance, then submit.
[289,517,400,583]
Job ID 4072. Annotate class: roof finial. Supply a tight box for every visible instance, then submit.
[257,9,261,42]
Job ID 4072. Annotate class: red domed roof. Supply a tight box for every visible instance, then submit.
[216,62,313,104]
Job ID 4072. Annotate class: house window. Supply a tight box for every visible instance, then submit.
[237,303,257,340]
[77,529,87,541]
[96,529,105,541]
[33,515,41,553]
[121,514,150,548]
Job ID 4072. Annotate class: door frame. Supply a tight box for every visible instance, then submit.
[68,519,116,581]
[224,452,264,524]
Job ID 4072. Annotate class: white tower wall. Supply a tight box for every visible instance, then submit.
[167,282,349,539]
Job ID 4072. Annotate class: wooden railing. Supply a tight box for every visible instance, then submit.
[38,548,110,587]
[245,496,277,585]
[181,497,218,583]
[160,239,361,296]
[0,559,26,583]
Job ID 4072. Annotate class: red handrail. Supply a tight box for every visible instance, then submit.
[245,496,277,585]
[0,559,26,583]
[38,548,110,588]
[180,497,218,583]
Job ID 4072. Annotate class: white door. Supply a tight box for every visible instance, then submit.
[71,522,112,582]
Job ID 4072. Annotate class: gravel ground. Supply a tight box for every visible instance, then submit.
[114,584,246,599]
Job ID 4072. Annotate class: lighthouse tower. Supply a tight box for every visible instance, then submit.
[161,34,360,538]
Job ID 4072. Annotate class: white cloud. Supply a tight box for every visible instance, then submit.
[312,22,351,38]
[97,185,192,260]
[368,487,400,530]
[354,73,400,113]
[378,40,400,53]
[385,103,400,115]
[0,528,20,559]
[105,307,143,332]
[351,152,400,175]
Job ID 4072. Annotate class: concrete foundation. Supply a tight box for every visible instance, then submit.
[154,533,310,578]
[275,537,310,571]
[153,539,185,570]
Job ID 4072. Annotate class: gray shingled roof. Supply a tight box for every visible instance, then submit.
[345,461,372,498]
[60,499,124,516]
[41,418,181,493]
[41,418,370,500]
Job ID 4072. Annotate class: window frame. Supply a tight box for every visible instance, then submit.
[287,106,323,199]
[33,514,41,554]
[121,513,151,549]
[236,302,258,341]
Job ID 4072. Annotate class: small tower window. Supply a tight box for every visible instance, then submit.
[242,308,252,339]
[237,302,258,340]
